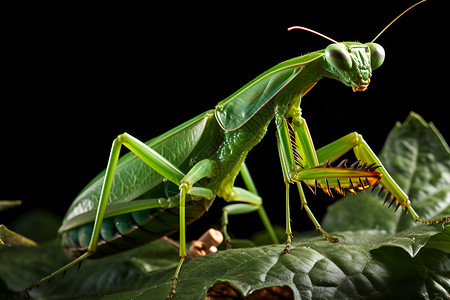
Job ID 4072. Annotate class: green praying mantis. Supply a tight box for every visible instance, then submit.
[24,0,449,297]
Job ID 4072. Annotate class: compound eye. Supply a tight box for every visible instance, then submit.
[325,43,353,71]
[369,43,385,70]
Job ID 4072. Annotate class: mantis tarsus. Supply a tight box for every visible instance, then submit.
[24,0,449,297]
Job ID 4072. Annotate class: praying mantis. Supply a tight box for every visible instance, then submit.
[23,0,449,298]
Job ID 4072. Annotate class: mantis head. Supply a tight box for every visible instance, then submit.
[289,0,425,92]
[323,42,385,92]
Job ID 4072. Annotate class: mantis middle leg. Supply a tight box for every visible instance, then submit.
[220,163,280,248]
[275,115,339,247]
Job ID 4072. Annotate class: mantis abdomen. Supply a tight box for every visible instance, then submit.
[60,196,213,259]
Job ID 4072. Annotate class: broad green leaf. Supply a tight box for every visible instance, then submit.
[0,112,449,299]
[1,227,447,299]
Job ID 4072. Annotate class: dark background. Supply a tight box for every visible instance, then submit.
[2,1,446,241]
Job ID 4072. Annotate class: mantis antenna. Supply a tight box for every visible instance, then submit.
[289,0,427,48]
[367,0,427,47]
[287,26,339,44]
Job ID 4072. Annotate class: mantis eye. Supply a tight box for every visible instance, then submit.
[368,43,385,70]
[325,43,353,71]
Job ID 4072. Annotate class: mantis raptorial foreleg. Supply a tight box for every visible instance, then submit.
[315,132,402,198]
[315,132,449,223]
[276,114,382,247]
[275,112,446,251]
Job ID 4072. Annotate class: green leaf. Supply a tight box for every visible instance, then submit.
[2,228,447,299]
[1,112,449,299]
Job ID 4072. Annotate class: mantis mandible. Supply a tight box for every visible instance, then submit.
[24,0,449,297]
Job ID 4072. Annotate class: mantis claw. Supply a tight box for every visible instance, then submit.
[283,232,293,254]
[283,242,291,254]
[414,216,450,224]
[24,287,33,298]
[317,227,338,243]
[169,279,178,298]
[225,237,232,250]
[326,235,339,243]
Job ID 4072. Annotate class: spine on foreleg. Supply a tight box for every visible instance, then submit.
[301,159,382,197]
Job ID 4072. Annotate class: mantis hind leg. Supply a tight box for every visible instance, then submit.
[23,133,128,295]
[24,133,214,298]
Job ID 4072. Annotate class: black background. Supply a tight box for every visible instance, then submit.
[2,1,446,241]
